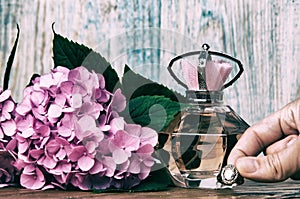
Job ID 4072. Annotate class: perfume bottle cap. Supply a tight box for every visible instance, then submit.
[167,44,244,96]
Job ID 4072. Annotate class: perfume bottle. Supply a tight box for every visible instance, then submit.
[160,44,249,189]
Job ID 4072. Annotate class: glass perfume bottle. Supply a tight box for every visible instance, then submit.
[159,44,249,189]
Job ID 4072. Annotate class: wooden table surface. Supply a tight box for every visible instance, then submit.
[0,179,299,199]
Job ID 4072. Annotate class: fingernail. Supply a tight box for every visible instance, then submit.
[237,158,258,174]
[287,138,297,146]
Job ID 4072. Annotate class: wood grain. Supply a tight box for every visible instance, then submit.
[0,0,299,124]
[0,179,299,198]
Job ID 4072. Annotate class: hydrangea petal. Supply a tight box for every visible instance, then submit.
[58,161,72,173]
[71,93,82,108]
[50,161,71,175]
[54,94,66,107]
[138,171,150,180]
[140,127,158,147]
[128,157,141,174]
[116,160,130,175]
[22,128,35,138]
[111,89,126,112]
[143,157,155,167]
[48,104,62,118]
[102,157,116,177]
[68,146,85,161]
[41,185,55,190]
[1,120,16,136]
[53,70,68,85]
[15,100,31,116]
[0,90,11,102]
[56,137,70,146]
[18,141,30,154]
[78,115,96,132]
[6,139,17,151]
[42,156,57,169]
[54,66,70,75]
[3,100,15,113]
[32,108,46,122]
[110,117,125,134]
[137,144,154,154]
[46,140,60,155]
[57,126,72,137]
[97,74,105,89]
[23,164,36,174]
[124,124,141,137]
[78,155,95,171]
[112,149,128,164]
[84,141,97,154]
[20,167,45,190]
[0,128,4,139]
[29,149,44,160]
[89,161,105,175]
[39,73,54,88]
[60,81,73,96]
[36,125,50,137]
[30,91,45,106]
[56,148,67,160]
[112,130,140,151]
[16,115,33,132]
[80,102,102,119]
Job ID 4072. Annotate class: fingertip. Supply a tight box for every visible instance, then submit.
[227,147,248,166]
[236,157,258,175]
[226,152,235,165]
[236,150,297,182]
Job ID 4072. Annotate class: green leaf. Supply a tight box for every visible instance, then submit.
[52,32,119,92]
[3,24,20,90]
[121,65,186,102]
[121,95,181,132]
[93,168,173,193]
[130,167,173,192]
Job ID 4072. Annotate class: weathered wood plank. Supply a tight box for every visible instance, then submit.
[0,179,299,198]
[0,0,299,124]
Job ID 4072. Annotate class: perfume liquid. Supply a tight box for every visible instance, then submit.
[172,133,226,180]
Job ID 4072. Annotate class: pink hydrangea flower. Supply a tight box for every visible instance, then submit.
[4,66,158,190]
[20,164,46,190]
[0,89,17,138]
[0,89,18,186]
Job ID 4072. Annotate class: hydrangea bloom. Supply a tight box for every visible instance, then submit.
[0,88,17,186]
[0,89,16,139]
[4,66,158,190]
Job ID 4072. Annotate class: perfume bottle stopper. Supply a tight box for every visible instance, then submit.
[197,43,210,90]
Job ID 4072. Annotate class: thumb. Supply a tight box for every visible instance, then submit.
[235,137,300,182]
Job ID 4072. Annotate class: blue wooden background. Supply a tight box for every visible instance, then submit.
[0,0,300,125]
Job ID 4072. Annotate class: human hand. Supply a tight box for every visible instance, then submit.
[227,98,300,182]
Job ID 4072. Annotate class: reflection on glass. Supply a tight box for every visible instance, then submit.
[160,104,249,189]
